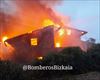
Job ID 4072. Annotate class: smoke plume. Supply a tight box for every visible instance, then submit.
[0,0,66,61]
[0,0,64,40]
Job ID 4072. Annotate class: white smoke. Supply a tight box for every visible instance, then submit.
[0,0,18,15]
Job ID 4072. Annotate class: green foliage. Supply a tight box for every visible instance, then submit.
[87,43,100,71]
[0,44,100,80]
[0,61,24,80]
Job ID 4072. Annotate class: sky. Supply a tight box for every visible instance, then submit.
[0,0,99,43]
[54,0,100,43]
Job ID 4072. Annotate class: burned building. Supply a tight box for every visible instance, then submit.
[4,25,88,61]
